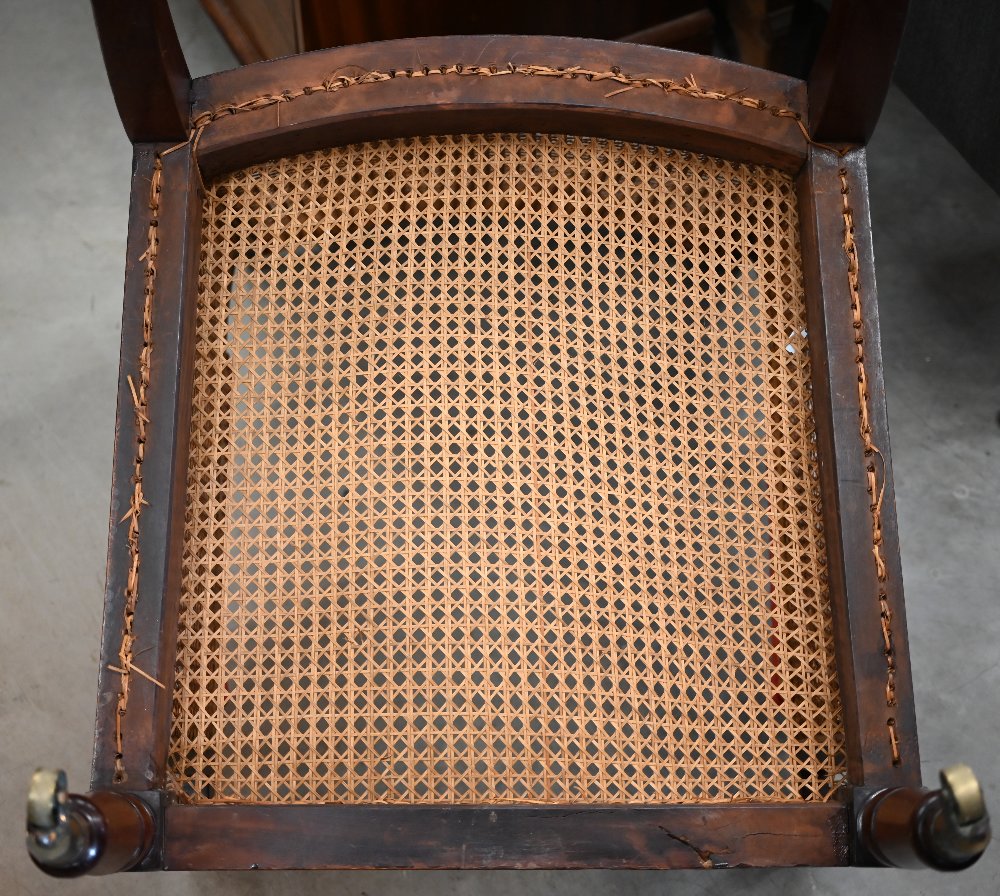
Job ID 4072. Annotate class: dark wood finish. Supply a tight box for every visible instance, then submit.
[94,145,163,788]
[85,791,158,874]
[164,803,848,870]
[79,0,937,873]
[30,791,157,877]
[190,35,809,179]
[796,147,919,789]
[856,785,991,870]
[201,0,304,65]
[91,0,190,142]
[92,145,204,790]
[808,0,909,143]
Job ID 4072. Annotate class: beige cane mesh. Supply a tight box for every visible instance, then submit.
[168,133,845,805]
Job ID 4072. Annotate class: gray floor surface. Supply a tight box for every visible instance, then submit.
[2,1,998,893]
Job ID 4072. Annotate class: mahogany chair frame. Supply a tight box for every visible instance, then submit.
[26,0,990,875]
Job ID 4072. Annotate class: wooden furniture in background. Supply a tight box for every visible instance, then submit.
[202,0,715,63]
[201,0,304,64]
[25,0,991,877]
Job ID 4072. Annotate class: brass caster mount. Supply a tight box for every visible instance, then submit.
[26,769,158,877]
[855,764,991,870]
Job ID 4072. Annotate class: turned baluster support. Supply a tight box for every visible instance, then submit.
[26,770,158,877]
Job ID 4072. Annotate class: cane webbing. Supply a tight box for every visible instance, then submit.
[169,133,845,805]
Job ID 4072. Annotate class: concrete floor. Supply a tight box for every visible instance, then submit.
[2,1,998,893]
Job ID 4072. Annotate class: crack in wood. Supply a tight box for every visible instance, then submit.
[657,826,729,869]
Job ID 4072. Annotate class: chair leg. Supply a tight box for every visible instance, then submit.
[26,769,157,876]
[855,765,991,870]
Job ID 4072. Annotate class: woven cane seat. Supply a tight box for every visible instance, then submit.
[169,132,845,806]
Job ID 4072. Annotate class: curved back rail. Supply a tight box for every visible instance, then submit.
[92,0,909,147]
[188,35,810,178]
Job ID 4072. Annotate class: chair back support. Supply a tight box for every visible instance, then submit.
[92,0,909,145]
